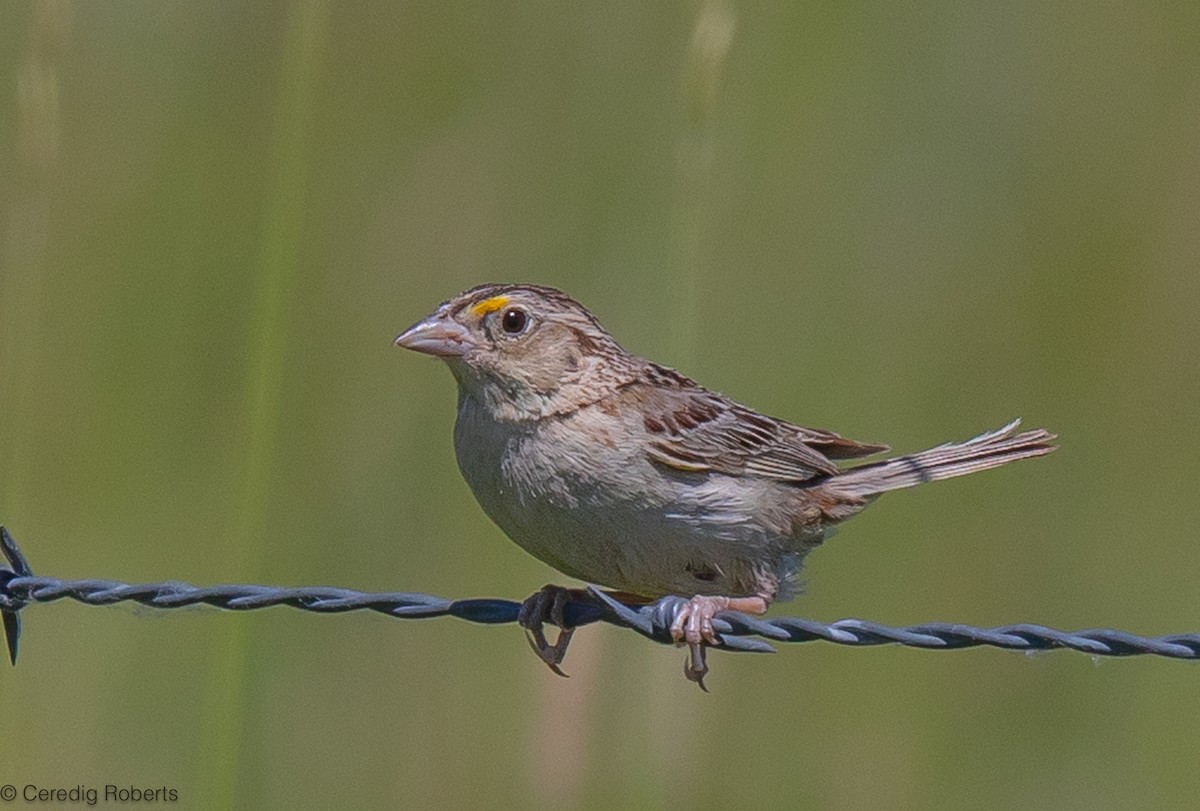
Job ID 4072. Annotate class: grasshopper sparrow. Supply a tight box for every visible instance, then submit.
[395,284,1056,685]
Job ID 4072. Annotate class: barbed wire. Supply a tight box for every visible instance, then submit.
[2,526,1198,670]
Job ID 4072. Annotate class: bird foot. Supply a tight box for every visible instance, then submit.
[518,585,585,677]
[669,594,769,690]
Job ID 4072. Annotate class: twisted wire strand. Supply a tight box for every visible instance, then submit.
[2,527,1198,665]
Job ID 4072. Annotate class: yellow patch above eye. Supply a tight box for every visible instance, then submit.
[470,295,510,317]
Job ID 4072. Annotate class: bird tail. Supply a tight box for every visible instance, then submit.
[817,419,1057,503]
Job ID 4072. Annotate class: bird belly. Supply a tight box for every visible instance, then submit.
[453,397,810,599]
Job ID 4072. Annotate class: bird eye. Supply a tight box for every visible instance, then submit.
[500,308,528,335]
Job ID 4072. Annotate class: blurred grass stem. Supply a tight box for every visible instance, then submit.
[201,3,328,806]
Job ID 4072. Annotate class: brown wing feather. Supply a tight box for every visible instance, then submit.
[791,425,890,460]
[630,364,888,482]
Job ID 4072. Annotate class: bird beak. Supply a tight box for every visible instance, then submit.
[394,311,474,357]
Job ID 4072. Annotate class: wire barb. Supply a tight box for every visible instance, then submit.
[0,526,34,665]
[1,528,1198,669]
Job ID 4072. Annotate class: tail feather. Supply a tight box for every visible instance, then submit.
[818,419,1057,502]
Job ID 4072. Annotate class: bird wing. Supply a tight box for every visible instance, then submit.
[631,365,889,483]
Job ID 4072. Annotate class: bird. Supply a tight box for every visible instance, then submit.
[394,283,1056,685]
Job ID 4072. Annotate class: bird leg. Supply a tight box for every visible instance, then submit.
[518,585,652,676]
[670,595,769,690]
[518,584,580,677]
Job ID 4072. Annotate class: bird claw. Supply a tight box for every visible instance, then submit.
[667,594,769,690]
[669,595,728,691]
[683,642,709,691]
[523,626,573,677]
[518,585,581,677]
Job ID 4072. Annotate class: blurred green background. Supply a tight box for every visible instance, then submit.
[2,2,1199,808]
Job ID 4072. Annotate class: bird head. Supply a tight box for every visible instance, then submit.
[395,284,637,420]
